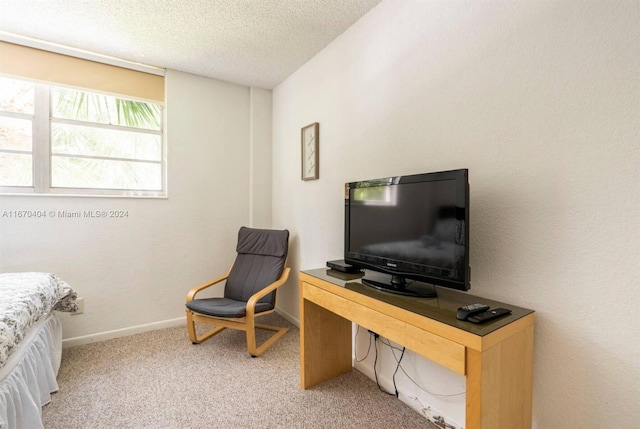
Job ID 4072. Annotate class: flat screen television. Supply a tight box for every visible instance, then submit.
[344,169,470,298]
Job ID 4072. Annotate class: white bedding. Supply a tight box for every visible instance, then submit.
[0,272,77,429]
[0,314,61,429]
[0,273,77,369]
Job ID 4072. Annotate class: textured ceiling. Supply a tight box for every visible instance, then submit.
[0,0,381,89]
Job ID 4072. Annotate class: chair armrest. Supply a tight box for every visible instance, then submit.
[246,267,291,317]
[186,268,231,303]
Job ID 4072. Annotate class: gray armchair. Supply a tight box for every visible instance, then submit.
[186,227,290,357]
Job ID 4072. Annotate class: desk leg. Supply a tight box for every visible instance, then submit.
[465,324,534,429]
[300,297,352,389]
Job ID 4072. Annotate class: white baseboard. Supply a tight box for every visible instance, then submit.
[275,307,299,328]
[62,316,186,348]
[62,308,298,349]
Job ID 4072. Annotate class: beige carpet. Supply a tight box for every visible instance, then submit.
[43,314,437,428]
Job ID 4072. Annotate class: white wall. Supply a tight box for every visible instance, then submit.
[249,87,273,228]
[0,70,271,341]
[272,1,639,428]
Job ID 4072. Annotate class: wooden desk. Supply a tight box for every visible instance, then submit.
[300,268,534,429]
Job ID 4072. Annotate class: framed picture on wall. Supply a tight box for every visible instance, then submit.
[301,122,319,180]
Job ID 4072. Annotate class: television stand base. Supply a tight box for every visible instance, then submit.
[362,276,437,298]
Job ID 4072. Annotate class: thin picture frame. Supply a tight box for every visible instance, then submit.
[301,122,319,180]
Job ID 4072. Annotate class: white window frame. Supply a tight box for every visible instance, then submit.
[0,78,166,198]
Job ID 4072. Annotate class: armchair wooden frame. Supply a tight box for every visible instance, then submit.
[186,267,291,357]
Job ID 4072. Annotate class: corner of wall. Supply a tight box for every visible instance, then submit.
[249,87,274,228]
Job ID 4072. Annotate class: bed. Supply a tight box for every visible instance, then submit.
[0,273,77,429]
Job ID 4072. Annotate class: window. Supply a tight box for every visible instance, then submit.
[0,78,34,187]
[0,76,165,196]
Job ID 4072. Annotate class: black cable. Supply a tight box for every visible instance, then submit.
[380,338,464,397]
[372,334,396,397]
[354,326,372,362]
[380,338,404,352]
[391,346,406,398]
[368,331,464,398]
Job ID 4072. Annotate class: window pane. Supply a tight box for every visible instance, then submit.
[0,78,35,114]
[51,156,161,190]
[51,123,161,161]
[51,88,162,131]
[0,153,32,186]
[0,117,33,151]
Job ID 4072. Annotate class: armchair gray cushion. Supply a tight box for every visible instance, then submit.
[186,227,289,318]
[186,297,273,318]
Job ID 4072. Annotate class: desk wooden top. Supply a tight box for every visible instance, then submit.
[301,268,534,337]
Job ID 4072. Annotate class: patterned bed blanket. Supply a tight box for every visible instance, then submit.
[0,272,77,368]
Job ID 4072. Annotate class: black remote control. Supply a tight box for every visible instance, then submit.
[467,308,512,324]
[456,303,490,320]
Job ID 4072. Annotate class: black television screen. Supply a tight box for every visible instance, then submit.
[344,169,469,297]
